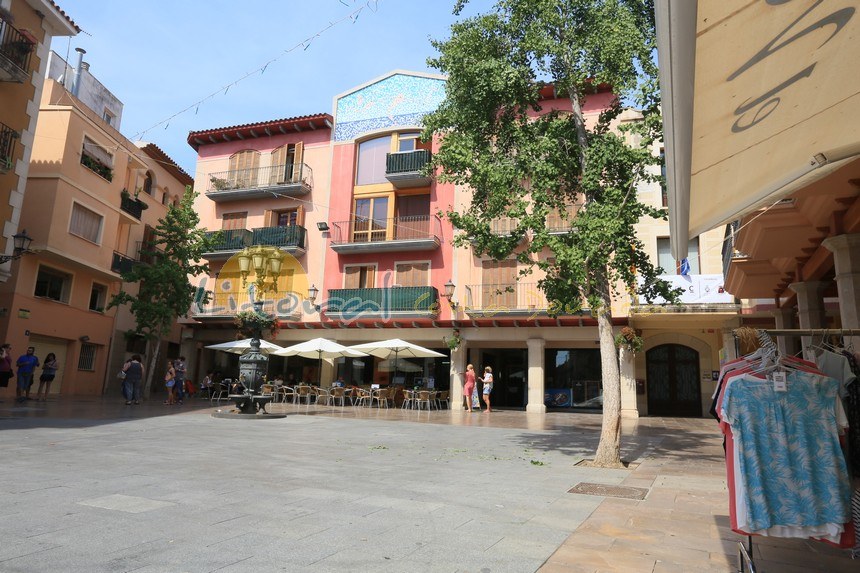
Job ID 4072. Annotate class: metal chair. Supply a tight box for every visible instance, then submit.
[210,381,229,404]
[400,389,415,410]
[416,390,433,410]
[295,385,313,405]
[314,387,332,406]
[330,386,347,406]
[278,385,295,404]
[435,390,449,410]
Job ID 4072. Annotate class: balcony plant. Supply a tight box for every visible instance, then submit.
[210,176,232,191]
[81,153,113,181]
[234,309,279,339]
[443,329,462,351]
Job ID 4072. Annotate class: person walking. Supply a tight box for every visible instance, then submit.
[481,366,494,413]
[35,352,58,401]
[122,354,144,405]
[163,360,176,405]
[15,346,39,403]
[463,364,476,412]
[0,344,13,401]
[173,356,187,404]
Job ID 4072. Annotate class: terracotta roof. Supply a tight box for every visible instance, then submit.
[48,1,81,33]
[137,142,194,188]
[187,113,333,151]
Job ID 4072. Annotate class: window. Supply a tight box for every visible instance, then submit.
[270,143,303,184]
[222,212,247,230]
[162,187,169,205]
[69,203,103,243]
[89,283,107,312]
[143,171,154,195]
[125,334,146,354]
[80,136,113,181]
[103,109,115,126]
[395,194,430,239]
[397,132,421,152]
[228,150,260,188]
[277,209,298,227]
[35,266,72,303]
[356,135,391,185]
[657,237,701,274]
[481,260,517,308]
[353,197,389,242]
[395,262,429,287]
[78,343,96,371]
[344,265,376,289]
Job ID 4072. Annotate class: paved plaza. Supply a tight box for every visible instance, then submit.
[0,398,855,572]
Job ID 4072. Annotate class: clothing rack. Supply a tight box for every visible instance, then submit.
[729,328,858,572]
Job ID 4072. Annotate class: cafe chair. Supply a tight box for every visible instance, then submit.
[314,386,332,406]
[416,390,433,411]
[210,380,229,405]
[435,391,449,410]
[330,386,347,406]
[278,385,296,404]
[401,389,415,410]
[295,385,313,405]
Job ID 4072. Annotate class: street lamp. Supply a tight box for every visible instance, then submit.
[0,229,33,264]
[442,278,458,310]
[307,283,320,311]
[237,245,284,301]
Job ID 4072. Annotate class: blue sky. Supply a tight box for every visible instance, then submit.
[52,0,494,174]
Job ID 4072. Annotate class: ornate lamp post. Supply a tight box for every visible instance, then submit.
[0,229,33,264]
[232,245,284,413]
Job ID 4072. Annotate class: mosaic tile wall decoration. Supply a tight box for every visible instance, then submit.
[335,73,447,142]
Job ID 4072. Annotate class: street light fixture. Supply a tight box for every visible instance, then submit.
[442,278,458,310]
[0,229,33,264]
[237,245,284,301]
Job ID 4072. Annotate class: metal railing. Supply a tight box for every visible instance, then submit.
[204,229,252,252]
[385,149,431,174]
[489,204,582,235]
[330,215,441,244]
[206,163,312,194]
[251,225,306,249]
[193,289,304,318]
[135,241,164,265]
[0,121,17,172]
[120,196,144,219]
[464,283,586,315]
[326,286,439,314]
[722,221,749,279]
[111,251,137,275]
[0,16,34,75]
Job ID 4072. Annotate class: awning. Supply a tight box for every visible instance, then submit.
[656,0,860,259]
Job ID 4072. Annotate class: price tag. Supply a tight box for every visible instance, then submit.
[772,371,787,392]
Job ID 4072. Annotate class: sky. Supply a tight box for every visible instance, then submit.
[52,0,495,175]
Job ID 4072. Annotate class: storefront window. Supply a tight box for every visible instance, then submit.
[544,349,603,409]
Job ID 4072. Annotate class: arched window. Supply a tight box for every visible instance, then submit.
[228,149,260,188]
[143,171,154,195]
[161,187,169,205]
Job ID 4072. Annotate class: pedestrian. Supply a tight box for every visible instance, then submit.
[122,354,144,405]
[463,364,476,412]
[482,366,493,413]
[200,370,214,399]
[174,356,187,404]
[0,343,13,401]
[36,352,58,401]
[15,346,39,403]
[163,359,176,405]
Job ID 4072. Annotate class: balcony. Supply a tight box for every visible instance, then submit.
[0,17,34,83]
[0,121,18,173]
[119,195,145,221]
[330,215,442,254]
[111,251,138,276]
[326,286,439,318]
[464,283,580,316]
[135,241,164,265]
[192,290,303,321]
[633,274,737,310]
[385,149,432,188]
[205,163,312,202]
[202,226,306,260]
[721,220,749,280]
[547,204,582,234]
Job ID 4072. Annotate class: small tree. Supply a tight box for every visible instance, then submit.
[109,186,216,396]
[424,0,679,466]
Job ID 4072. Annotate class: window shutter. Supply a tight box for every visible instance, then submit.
[344,266,360,289]
[296,205,305,226]
[293,142,303,168]
[264,210,274,227]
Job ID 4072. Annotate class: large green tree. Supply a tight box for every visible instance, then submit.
[109,187,215,396]
[424,0,677,466]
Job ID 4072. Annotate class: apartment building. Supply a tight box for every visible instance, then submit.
[0,0,77,282]
[0,50,192,399]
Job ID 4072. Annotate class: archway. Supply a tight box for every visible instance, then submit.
[646,344,701,416]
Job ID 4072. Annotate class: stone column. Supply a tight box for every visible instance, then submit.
[788,281,828,361]
[449,343,466,411]
[721,329,738,363]
[526,338,546,414]
[771,307,799,356]
[320,358,335,388]
[619,346,639,418]
[823,234,860,350]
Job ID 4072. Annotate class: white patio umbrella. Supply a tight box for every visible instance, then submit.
[205,338,283,355]
[348,338,445,384]
[378,358,423,373]
[272,338,368,386]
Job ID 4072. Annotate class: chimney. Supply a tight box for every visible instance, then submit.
[71,47,86,97]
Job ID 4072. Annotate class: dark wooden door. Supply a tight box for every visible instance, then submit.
[646,344,701,417]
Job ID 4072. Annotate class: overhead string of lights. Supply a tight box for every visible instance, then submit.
[130,0,382,141]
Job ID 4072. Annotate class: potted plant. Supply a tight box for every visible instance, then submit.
[234,309,279,339]
[443,329,462,351]
[614,326,644,354]
[210,176,232,191]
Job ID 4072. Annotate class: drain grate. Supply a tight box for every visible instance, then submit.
[567,482,649,500]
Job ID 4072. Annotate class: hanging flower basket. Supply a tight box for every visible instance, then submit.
[443,329,462,351]
[614,326,643,353]
[234,309,278,339]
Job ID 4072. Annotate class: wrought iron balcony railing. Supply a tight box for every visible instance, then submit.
[204,229,252,252]
[205,163,313,200]
[463,283,587,316]
[330,215,442,253]
[111,251,138,275]
[0,16,34,82]
[385,149,432,187]
[722,221,749,280]
[326,286,439,316]
[251,225,306,249]
[135,241,164,265]
[120,196,144,219]
[0,121,17,172]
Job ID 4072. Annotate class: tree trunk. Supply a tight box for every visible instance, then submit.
[143,337,162,399]
[592,294,623,467]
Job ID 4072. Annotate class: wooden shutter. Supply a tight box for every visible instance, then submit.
[296,205,305,226]
[222,212,247,230]
[481,260,517,309]
[344,266,360,289]
[264,210,274,227]
[228,150,259,187]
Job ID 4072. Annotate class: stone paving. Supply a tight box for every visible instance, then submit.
[0,397,856,572]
